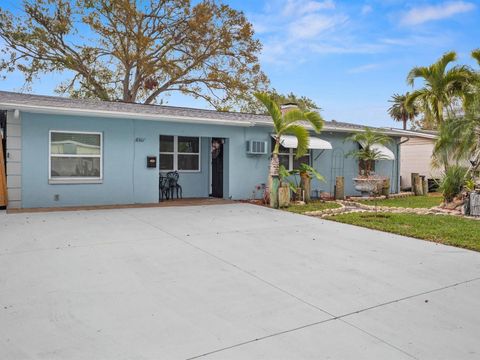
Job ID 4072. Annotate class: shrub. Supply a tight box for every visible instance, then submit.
[438,166,468,202]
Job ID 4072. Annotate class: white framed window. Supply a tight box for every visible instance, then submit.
[159,135,200,172]
[274,143,310,171]
[49,130,103,184]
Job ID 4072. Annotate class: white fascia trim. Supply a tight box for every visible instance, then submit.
[247,121,407,137]
[322,125,405,136]
[0,102,255,127]
[383,128,438,139]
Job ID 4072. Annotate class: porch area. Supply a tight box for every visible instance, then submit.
[158,136,226,201]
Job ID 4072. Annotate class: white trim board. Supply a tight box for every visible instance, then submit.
[0,102,254,127]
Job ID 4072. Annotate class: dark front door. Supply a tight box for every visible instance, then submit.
[211,138,224,198]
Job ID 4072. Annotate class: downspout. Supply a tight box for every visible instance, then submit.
[396,137,410,192]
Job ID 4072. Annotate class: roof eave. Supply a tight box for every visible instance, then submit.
[383,128,438,139]
[0,102,255,127]
[321,124,403,137]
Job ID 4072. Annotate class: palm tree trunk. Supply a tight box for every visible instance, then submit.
[437,100,444,124]
[402,114,407,130]
[269,153,280,208]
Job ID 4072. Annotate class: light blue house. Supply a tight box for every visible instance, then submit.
[0,91,407,209]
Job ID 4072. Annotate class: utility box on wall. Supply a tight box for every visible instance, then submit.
[146,156,157,168]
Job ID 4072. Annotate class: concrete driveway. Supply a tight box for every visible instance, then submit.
[1,203,479,359]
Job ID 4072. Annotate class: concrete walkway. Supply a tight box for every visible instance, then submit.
[1,203,479,359]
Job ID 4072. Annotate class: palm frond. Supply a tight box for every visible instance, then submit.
[254,92,282,131]
[304,111,324,132]
[281,109,324,133]
[436,51,457,74]
[346,128,391,147]
[283,124,309,157]
[472,49,480,66]
[406,66,428,86]
[282,108,308,126]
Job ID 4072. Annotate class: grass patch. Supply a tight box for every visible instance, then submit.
[357,194,443,208]
[285,200,341,214]
[326,212,480,252]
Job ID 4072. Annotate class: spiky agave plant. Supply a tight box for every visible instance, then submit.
[254,92,324,208]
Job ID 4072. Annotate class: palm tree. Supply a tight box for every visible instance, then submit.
[472,49,480,66]
[433,50,480,175]
[388,92,418,130]
[406,51,473,128]
[346,128,392,177]
[254,92,324,208]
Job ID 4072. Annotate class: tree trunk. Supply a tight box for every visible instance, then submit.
[335,176,345,200]
[402,114,407,130]
[269,153,280,208]
[278,184,291,208]
[300,173,311,203]
[437,100,444,124]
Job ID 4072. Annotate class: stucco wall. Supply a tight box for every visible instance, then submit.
[309,131,399,196]
[20,112,272,208]
[19,111,400,208]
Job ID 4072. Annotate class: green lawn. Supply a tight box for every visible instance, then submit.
[326,212,480,252]
[285,200,341,214]
[357,194,443,208]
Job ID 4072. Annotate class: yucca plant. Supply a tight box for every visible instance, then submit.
[254,92,324,208]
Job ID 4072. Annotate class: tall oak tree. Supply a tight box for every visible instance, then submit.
[0,0,268,108]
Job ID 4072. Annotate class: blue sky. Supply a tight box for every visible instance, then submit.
[1,0,480,127]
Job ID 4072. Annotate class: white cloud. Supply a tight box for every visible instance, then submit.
[282,0,335,16]
[400,1,475,26]
[251,0,365,63]
[251,0,455,66]
[309,42,385,55]
[288,13,348,39]
[361,4,373,15]
[347,63,381,73]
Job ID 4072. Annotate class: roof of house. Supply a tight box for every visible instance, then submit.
[383,128,438,139]
[0,90,408,136]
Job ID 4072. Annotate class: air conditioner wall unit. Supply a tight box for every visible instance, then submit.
[246,140,268,155]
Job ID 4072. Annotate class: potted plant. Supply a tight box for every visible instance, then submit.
[346,129,392,197]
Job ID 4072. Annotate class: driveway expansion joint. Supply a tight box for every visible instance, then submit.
[123,210,480,360]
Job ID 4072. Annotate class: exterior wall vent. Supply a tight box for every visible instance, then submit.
[246,140,267,155]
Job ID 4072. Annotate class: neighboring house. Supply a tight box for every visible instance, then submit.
[0,91,409,209]
[393,129,440,190]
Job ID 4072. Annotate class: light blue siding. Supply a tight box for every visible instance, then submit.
[310,131,399,196]
[20,111,401,208]
[21,112,271,207]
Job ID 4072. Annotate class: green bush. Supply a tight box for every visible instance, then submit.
[438,166,468,202]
